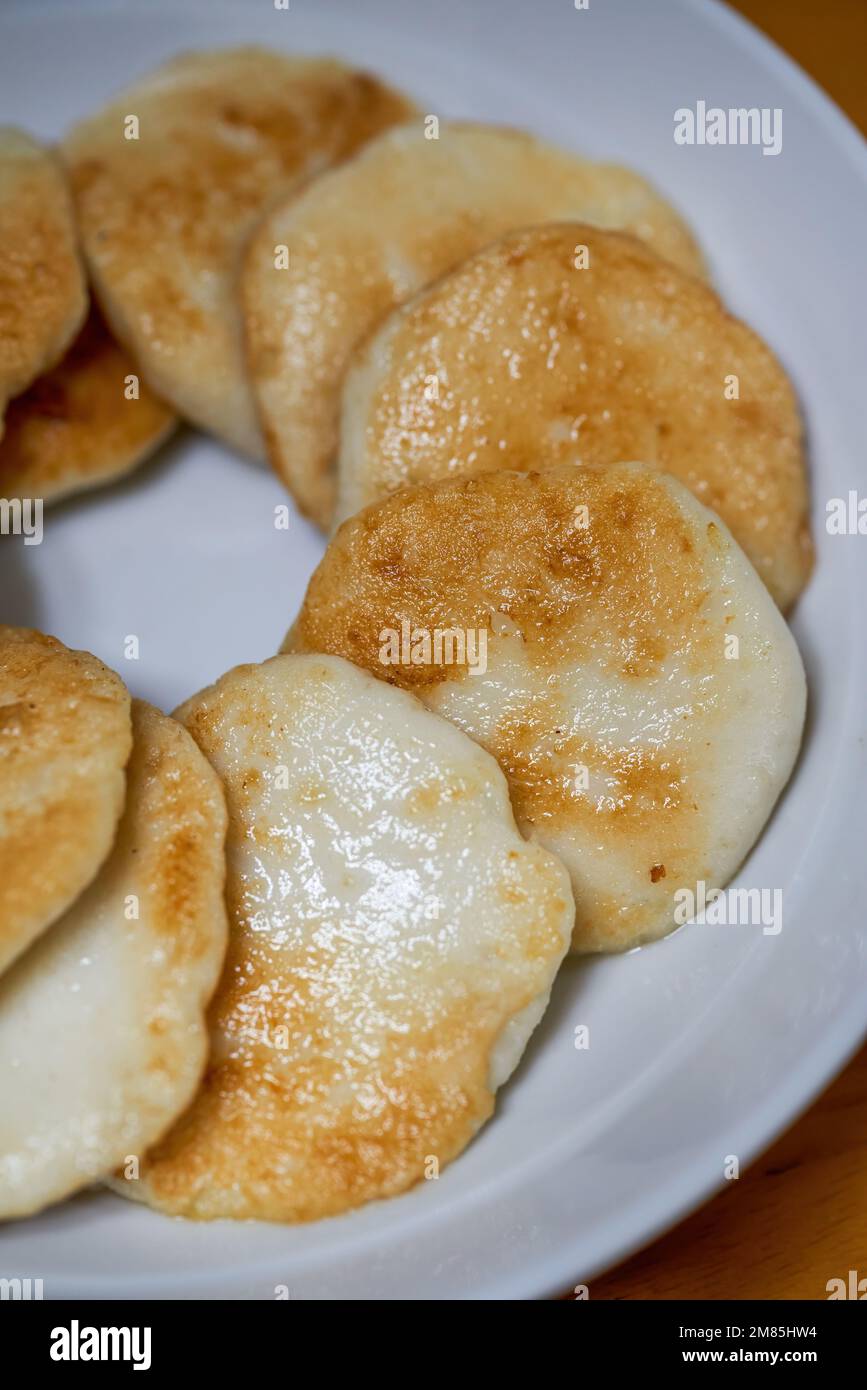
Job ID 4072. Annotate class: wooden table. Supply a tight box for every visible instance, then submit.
[732,0,867,141]
[587,1042,867,1299]
[570,0,867,1302]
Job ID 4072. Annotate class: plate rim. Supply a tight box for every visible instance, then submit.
[2,0,866,1300]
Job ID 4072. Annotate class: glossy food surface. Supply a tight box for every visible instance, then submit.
[0,701,228,1218]
[294,464,807,952]
[126,654,573,1222]
[244,121,704,526]
[337,223,811,610]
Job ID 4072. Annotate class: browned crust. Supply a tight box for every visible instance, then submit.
[0,129,87,422]
[339,223,812,609]
[0,305,176,502]
[0,626,132,974]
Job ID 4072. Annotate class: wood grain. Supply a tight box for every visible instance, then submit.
[565,0,867,1301]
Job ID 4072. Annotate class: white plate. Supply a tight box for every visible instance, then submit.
[1,0,866,1301]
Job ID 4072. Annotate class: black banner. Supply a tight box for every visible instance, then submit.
[2,1298,861,1372]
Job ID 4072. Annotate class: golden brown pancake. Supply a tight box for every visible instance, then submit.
[289,464,807,953]
[114,654,572,1221]
[62,48,416,457]
[0,701,228,1219]
[0,128,86,435]
[0,305,176,503]
[0,626,131,976]
[337,223,812,610]
[243,121,705,526]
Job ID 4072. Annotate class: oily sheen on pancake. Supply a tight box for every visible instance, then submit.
[243,121,705,526]
[0,306,176,504]
[289,465,807,954]
[119,654,573,1222]
[336,223,812,610]
[0,627,131,977]
[62,48,416,457]
[0,128,86,434]
[0,701,228,1220]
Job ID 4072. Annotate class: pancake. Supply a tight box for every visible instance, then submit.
[0,700,228,1220]
[0,627,131,977]
[242,121,705,526]
[0,128,86,435]
[336,223,811,610]
[0,305,176,504]
[62,48,416,457]
[288,464,807,954]
[116,654,572,1222]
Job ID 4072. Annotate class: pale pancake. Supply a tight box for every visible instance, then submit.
[337,223,811,610]
[0,700,228,1220]
[116,654,572,1222]
[243,121,705,526]
[289,464,807,954]
[62,49,416,457]
[0,305,176,504]
[0,627,131,977]
[0,128,86,434]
